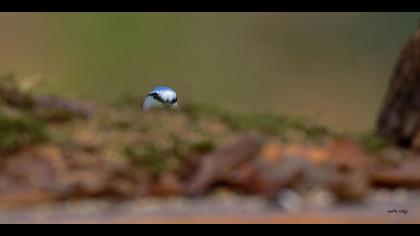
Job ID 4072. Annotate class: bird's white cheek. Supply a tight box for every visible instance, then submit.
[172,102,179,109]
[143,96,162,111]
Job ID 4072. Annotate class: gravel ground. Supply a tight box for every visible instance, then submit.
[1,190,419,224]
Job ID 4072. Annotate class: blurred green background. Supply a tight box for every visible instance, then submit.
[0,13,418,132]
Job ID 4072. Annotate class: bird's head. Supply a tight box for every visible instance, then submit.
[142,86,179,111]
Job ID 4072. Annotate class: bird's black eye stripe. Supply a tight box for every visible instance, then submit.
[148,92,177,105]
[148,92,165,103]
[148,92,158,99]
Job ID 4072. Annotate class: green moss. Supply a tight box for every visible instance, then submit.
[360,132,389,153]
[190,139,216,153]
[125,144,168,175]
[182,103,334,143]
[0,74,48,153]
[124,136,216,175]
[287,116,334,142]
[0,110,47,153]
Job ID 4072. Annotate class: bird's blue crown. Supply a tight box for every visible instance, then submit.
[149,86,176,94]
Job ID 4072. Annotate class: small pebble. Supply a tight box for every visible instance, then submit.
[277,189,304,213]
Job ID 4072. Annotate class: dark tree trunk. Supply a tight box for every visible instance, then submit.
[377,26,420,149]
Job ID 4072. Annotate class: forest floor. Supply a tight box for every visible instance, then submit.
[1,75,420,223]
